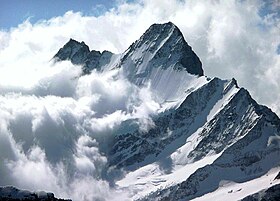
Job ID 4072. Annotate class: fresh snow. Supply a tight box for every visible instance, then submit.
[117,153,222,200]
[192,167,280,201]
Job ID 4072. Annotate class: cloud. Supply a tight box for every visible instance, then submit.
[0,71,158,199]
[0,0,279,200]
[0,36,159,200]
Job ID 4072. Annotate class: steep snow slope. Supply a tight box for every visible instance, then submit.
[118,22,203,78]
[116,22,203,102]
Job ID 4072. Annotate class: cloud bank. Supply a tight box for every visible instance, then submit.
[0,0,279,200]
[0,67,159,200]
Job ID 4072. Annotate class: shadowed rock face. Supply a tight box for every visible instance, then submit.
[0,186,71,201]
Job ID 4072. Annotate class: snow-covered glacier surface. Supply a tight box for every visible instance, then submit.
[0,22,279,201]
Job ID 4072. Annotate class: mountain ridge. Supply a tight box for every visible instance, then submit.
[53,22,203,77]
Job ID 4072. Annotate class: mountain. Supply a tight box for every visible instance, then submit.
[52,22,280,200]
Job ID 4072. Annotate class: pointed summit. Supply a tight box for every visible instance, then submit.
[120,22,203,77]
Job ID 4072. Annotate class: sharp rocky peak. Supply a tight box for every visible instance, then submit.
[120,21,203,76]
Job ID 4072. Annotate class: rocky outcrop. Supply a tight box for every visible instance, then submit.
[0,186,71,201]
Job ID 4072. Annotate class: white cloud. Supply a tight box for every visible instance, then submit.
[0,32,159,199]
[0,0,279,200]
[0,71,158,199]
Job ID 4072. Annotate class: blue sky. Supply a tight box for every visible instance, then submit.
[1,0,278,31]
[0,0,119,29]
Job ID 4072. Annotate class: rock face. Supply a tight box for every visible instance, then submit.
[0,186,71,201]
[51,22,280,201]
[53,38,113,74]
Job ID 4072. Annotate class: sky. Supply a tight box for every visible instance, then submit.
[0,0,279,200]
[0,0,119,29]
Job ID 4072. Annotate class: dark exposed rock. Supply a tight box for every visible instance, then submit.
[0,186,71,201]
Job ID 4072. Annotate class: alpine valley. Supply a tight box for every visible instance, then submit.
[1,22,279,201]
